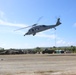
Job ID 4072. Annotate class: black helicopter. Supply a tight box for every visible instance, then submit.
[15,17,61,36]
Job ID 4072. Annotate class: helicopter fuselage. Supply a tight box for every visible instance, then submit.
[24,25,58,36]
[23,18,61,36]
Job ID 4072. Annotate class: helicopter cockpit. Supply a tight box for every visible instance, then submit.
[41,25,47,27]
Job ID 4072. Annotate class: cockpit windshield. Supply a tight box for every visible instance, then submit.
[42,25,47,27]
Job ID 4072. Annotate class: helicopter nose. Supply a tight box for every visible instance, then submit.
[24,33,28,36]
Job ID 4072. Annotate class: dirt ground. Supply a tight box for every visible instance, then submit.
[0,53,76,75]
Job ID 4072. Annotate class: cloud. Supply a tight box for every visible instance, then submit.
[56,39,75,46]
[0,10,5,19]
[36,33,76,46]
[36,32,56,39]
[0,19,27,27]
[0,10,28,27]
[57,40,66,44]
[0,42,30,49]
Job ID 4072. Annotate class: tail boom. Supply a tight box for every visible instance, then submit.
[56,18,61,25]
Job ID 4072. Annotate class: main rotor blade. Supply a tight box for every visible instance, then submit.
[14,26,31,31]
[14,16,43,31]
[36,16,43,25]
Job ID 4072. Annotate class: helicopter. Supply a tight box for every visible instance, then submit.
[15,17,61,36]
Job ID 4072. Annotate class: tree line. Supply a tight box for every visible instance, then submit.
[0,46,76,55]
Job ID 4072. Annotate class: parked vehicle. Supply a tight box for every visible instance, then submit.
[42,49,55,54]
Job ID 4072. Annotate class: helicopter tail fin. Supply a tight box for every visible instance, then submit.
[56,18,61,26]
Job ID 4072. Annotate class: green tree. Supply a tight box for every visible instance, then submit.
[53,46,56,50]
[71,46,76,53]
[35,47,42,54]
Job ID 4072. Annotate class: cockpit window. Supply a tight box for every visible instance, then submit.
[42,25,46,27]
[31,29,34,31]
[29,29,34,32]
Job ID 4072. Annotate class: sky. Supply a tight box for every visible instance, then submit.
[0,0,76,49]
